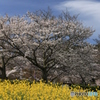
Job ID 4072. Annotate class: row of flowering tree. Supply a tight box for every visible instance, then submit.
[0,8,96,83]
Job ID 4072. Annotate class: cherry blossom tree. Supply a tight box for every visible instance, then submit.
[0,9,95,83]
[94,35,100,64]
[0,45,19,79]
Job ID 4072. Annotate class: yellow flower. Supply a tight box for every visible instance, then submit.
[0,79,99,100]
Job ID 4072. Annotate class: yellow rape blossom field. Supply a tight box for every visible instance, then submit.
[0,79,100,100]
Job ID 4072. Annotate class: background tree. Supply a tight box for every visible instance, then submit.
[94,34,100,64]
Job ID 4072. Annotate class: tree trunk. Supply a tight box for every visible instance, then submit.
[42,68,48,83]
[1,56,7,79]
[2,65,6,79]
[79,73,87,85]
[0,65,7,79]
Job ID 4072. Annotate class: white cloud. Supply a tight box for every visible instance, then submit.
[54,0,100,42]
[55,0,100,20]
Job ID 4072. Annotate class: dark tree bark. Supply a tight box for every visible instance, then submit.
[0,56,7,79]
[79,73,87,85]
[42,68,48,83]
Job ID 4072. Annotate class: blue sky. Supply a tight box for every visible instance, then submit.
[0,0,100,44]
